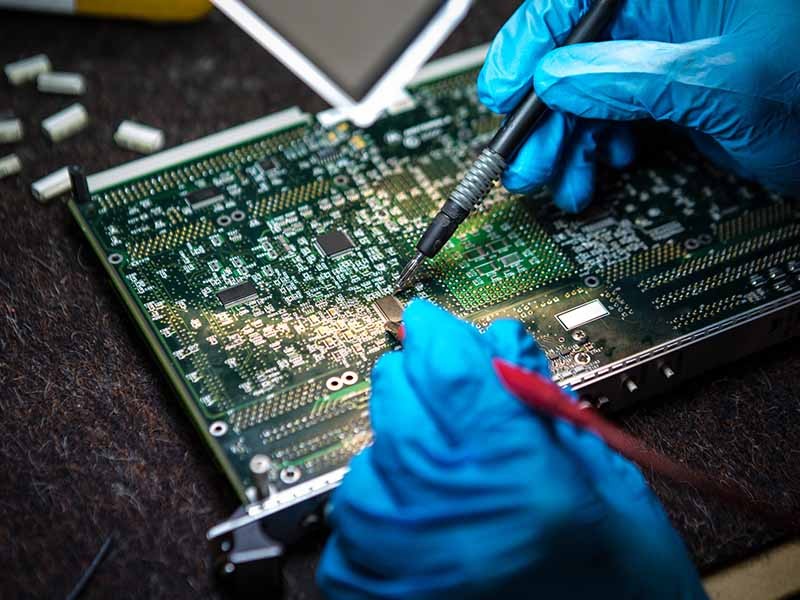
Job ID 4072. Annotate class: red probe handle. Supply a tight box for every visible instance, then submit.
[492,358,800,532]
[389,321,798,529]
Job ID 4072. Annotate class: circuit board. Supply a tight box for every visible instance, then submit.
[70,45,800,510]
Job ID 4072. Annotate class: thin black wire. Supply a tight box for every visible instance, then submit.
[65,535,114,600]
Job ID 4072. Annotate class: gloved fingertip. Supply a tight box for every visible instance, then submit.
[477,75,530,115]
[604,127,637,169]
[401,298,448,334]
[553,172,594,213]
[400,299,481,378]
[501,169,538,194]
[552,124,598,213]
[501,111,574,195]
[371,350,401,387]
[475,68,498,111]
[533,46,574,102]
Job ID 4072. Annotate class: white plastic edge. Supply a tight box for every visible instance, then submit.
[317,42,489,128]
[212,0,472,127]
[87,107,310,193]
[86,42,490,191]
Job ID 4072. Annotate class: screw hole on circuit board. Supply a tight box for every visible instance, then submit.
[326,376,343,391]
[584,275,600,288]
[404,136,421,149]
[280,466,302,485]
[341,371,359,385]
[574,352,591,365]
[209,421,228,437]
[231,210,246,222]
[217,215,232,227]
[697,233,712,245]
[684,238,700,250]
[108,253,123,265]
[333,174,349,187]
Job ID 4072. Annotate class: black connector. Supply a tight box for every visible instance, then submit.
[68,165,91,204]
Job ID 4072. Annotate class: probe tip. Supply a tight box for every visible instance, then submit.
[395,252,425,291]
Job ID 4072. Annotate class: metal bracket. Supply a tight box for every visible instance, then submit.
[209,493,331,596]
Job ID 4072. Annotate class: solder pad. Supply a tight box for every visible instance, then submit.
[69,44,800,508]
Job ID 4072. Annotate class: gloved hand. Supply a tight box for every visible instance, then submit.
[477,0,800,212]
[317,300,707,599]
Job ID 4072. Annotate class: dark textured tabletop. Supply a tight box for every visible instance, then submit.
[1,5,799,599]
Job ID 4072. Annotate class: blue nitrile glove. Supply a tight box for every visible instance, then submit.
[477,0,800,212]
[317,299,707,599]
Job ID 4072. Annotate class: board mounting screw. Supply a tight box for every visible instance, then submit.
[623,377,639,393]
[249,454,273,500]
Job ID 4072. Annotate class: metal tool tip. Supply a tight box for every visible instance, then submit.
[395,252,425,291]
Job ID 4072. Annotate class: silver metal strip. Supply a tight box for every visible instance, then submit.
[87,107,310,193]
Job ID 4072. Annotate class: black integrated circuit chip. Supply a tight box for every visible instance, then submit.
[217,280,259,309]
[259,157,279,171]
[316,230,355,257]
[317,146,340,162]
[186,186,224,210]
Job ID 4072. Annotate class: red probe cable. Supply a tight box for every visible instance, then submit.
[492,358,800,531]
[394,323,799,531]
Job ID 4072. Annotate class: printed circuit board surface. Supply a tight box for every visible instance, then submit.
[70,46,800,506]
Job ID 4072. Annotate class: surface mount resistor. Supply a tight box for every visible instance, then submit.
[31,166,71,202]
[113,120,165,154]
[42,103,89,143]
[0,153,22,179]
[37,71,86,96]
[0,117,24,143]
[4,54,51,85]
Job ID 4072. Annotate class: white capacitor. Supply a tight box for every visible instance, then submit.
[37,71,86,96]
[31,166,71,202]
[4,54,52,85]
[42,103,89,143]
[114,120,165,154]
[0,117,24,143]
[0,154,22,179]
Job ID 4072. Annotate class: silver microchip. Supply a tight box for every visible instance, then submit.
[373,295,404,335]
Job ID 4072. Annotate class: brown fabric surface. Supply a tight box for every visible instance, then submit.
[1,5,798,599]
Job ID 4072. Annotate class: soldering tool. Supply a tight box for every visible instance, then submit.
[396,0,621,290]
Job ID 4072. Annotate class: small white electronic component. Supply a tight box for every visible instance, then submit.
[556,300,610,331]
[31,166,71,202]
[41,103,89,143]
[4,54,52,85]
[0,153,22,179]
[113,120,165,154]
[37,71,86,96]
[0,117,24,143]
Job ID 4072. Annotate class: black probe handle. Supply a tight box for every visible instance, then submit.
[489,0,621,159]
[409,0,622,265]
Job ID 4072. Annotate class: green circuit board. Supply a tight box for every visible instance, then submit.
[70,47,800,502]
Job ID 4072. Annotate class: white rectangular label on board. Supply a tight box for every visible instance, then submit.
[556,300,609,331]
